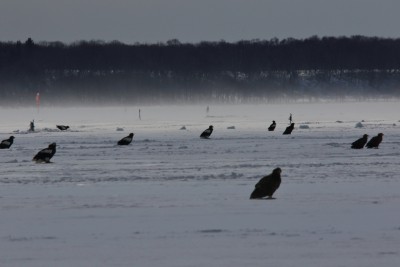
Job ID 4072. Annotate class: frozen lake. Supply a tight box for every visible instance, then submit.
[1,102,400,266]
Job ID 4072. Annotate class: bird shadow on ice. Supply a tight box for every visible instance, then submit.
[4,159,18,163]
[250,197,277,200]
[324,142,345,148]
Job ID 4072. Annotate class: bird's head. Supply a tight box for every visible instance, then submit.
[378,133,384,137]
[129,133,134,137]
[9,136,15,140]
[363,134,368,138]
[273,168,282,175]
[209,125,213,129]
[49,143,56,148]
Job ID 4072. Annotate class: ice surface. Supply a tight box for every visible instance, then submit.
[1,102,399,267]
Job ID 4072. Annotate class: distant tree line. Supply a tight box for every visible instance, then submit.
[1,36,400,105]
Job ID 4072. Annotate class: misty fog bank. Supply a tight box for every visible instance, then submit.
[1,96,400,109]
[2,68,400,107]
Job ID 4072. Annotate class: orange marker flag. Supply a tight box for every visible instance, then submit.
[36,92,40,112]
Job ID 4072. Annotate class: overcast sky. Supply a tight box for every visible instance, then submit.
[1,0,400,44]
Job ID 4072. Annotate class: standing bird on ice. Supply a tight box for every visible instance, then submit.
[33,142,57,163]
[351,134,369,149]
[29,120,35,132]
[250,167,282,199]
[0,136,15,149]
[118,133,134,145]
[365,133,384,148]
[56,125,70,131]
[283,123,295,135]
[200,125,213,139]
[268,120,276,131]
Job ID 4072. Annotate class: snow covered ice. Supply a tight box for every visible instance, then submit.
[1,102,400,267]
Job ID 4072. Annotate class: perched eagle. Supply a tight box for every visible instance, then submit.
[118,133,134,145]
[366,133,384,148]
[250,168,282,199]
[200,125,213,139]
[33,143,57,163]
[268,120,276,131]
[351,134,368,149]
[283,123,295,135]
[0,136,15,149]
[56,125,70,131]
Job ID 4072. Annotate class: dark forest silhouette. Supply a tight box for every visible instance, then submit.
[1,36,400,105]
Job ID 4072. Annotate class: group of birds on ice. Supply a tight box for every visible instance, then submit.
[0,125,134,163]
[267,120,295,135]
[198,120,295,139]
[200,121,384,200]
[0,121,385,200]
[350,133,384,149]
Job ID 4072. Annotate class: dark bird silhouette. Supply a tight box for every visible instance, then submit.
[250,168,282,199]
[268,120,276,131]
[118,133,134,145]
[56,125,70,131]
[29,120,35,132]
[283,123,295,135]
[200,125,213,138]
[366,133,384,148]
[351,134,369,149]
[0,136,15,149]
[33,143,57,163]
